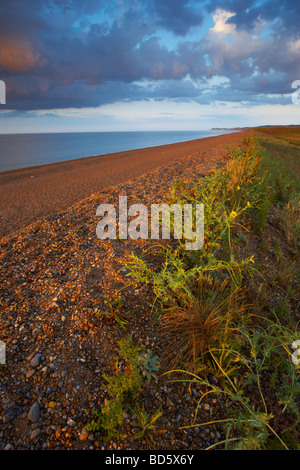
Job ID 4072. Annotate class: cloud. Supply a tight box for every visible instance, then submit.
[0,0,299,113]
[210,9,235,34]
[0,37,47,72]
[151,0,204,36]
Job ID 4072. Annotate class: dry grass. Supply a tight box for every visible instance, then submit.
[160,277,246,367]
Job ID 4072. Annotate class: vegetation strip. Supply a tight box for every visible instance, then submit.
[123,131,300,449]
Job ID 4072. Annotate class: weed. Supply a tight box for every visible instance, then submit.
[97,292,130,330]
[86,337,143,439]
[137,349,160,381]
[130,404,165,447]
[165,316,300,449]
[279,197,300,248]
[87,337,162,442]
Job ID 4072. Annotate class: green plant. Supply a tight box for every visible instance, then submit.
[87,337,161,441]
[97,292,130,330]
[137,349,160,381]
[87,337,144,439]
[130,404,165,447]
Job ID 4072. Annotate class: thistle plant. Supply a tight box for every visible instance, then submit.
[137,349,160,381]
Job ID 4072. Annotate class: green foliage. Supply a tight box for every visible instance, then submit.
[97,293,130,330]
[259,139,300,205]
[131,404,164,446]
[137,349,160,381]
[87,337,143,439]
[126,136,266,314]
[257,138,300,250]
[87,337,161,441]
[227,410,272,450]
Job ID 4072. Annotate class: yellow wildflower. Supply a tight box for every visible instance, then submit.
[249,255,255,263]
[230,211,237,218]
[247,201,251,208]
[237,185,241,190]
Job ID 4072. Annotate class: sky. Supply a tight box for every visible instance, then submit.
[0,0,299,133]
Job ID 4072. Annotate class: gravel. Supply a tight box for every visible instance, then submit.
[0,147,233,450]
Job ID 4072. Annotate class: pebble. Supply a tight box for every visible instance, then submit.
[30,428,41,441]
[32,328,39,339]
[26,369,35,379]
[67,418,75,427]
[166,397,173,407]
[2,409,17,424]
[30,353,43,368]
[27,402,40,423]
[79,427,90,441]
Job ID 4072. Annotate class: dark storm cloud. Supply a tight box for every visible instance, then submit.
[151,0,204,35]
[0,0,299,110]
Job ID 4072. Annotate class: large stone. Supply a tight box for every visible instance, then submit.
[30,353,42,368]
[28,402,40,423]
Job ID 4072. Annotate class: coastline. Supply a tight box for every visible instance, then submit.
[0,130,249,239]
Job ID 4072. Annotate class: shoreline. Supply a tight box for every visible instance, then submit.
[0,130,250,239]
[0,130,242,176]
[0,129,239,175]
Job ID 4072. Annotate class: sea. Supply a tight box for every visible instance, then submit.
[0,130,236,173]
